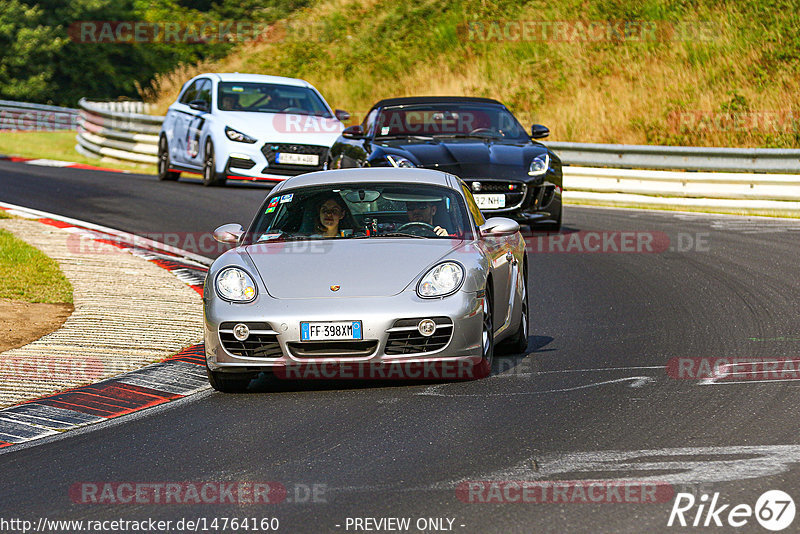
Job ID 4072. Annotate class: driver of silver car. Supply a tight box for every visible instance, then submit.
[405,201,448,236]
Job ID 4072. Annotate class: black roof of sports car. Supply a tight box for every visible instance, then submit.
[371,96,505,108]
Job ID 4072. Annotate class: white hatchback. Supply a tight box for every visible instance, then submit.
[158,73,348,186]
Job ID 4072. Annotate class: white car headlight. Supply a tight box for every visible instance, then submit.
[417,262,465,298]
[528,153,550,176]
[386,154,416,168]
[215,267,257,302]
[225,126,257,144]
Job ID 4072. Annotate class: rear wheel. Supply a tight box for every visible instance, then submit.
[206,366,254,393]
[474,286,494,378]
[157,137,180,181]
[202,140,226,187]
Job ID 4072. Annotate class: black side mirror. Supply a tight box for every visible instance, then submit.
[189,100,210,113]
[342,125,364,139]
[335,109,351,122]
[531,124,549,139]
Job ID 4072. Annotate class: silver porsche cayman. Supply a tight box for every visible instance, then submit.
[204,167,528,392]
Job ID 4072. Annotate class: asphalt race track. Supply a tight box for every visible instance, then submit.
[3,161,800,532]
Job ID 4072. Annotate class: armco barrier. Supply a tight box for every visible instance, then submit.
[76,99,161,164]
[547,141,800,174]
[72,99,800,214]
[0,99,79,131]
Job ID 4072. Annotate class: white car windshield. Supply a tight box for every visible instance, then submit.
[248,183,471,242]
[217,82,332,117]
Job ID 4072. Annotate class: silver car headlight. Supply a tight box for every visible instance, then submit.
[528,153,550,176]
[215,267,257,302]
[386,154,416,168]
[417,262,464,298]
[225,126,257,144]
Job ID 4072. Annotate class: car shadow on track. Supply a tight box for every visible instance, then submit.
[236,335,555,395]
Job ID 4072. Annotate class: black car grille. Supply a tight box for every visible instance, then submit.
[261,143,328,176]
[465,180,526,210]
[287,341,379,358]
[385,317,453,355]
[219,322,282,358]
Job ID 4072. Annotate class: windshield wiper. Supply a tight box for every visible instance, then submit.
[433,133,502,140]
[376,134,434,141]
[379,232,427,239]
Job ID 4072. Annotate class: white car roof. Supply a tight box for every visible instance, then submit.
[273,168,456,193]
[204,73,311,88]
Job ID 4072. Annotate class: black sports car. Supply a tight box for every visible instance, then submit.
[328,96,563,229]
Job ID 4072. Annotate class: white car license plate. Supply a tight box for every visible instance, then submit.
[474,194,506,209]
[301,321,363,341]
[276,152,319,166]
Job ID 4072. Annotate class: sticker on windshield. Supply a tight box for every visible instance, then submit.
[381,126,390,135]
[231,86,244,92]
[266,206,276,213]
[268,198,280,208]
[280,194,294,203]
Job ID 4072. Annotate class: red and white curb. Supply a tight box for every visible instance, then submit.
[0,202,212,450]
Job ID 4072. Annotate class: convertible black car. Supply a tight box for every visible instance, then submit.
[328,96,563,229]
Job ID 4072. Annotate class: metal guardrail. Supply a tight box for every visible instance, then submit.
[547,141,800,174]
[76,99,161,164]
[0,99,79,131]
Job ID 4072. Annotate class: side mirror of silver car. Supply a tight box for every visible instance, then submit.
[480,217,519,237]
[213,223,245,244]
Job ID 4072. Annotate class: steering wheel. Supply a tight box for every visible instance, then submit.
[395,221,439,237]
[469,127,501,137]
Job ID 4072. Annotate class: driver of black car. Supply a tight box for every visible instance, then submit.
[405,201,448,236]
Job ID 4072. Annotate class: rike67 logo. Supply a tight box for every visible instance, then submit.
[668,490,795,531]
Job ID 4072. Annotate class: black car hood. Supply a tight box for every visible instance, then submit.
[376,137,548,178]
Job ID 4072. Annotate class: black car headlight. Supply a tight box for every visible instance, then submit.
[386,154,416,168]
[215,267,257,302]
[417,262,464,298]
[528,153,550,176]
[225,126,257,144]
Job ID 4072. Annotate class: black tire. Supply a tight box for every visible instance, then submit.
[202,140,226,187]
[502,259,529,354]
[548,205,563,232]
[206,366,254,393]
[157,137,180,181]
[474,285,494,379]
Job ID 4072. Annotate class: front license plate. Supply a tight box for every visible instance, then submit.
[474,194,506,209]
[301,321,363,341]
[276,152,319,166]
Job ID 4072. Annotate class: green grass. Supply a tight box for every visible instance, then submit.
[0,131,156,174]
[0,229,73,303]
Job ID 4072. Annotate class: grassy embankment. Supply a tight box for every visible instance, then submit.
[140,0,799,148]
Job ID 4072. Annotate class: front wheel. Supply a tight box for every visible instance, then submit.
[202,140,226,187]
[157,137,180,181]
[474,286,494,378]
[502,262,529,354]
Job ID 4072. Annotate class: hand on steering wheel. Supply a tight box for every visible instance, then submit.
[396,221,447,237]
[469,127,501,137]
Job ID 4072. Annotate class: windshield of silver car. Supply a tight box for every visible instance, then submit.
[248,183,472,242]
